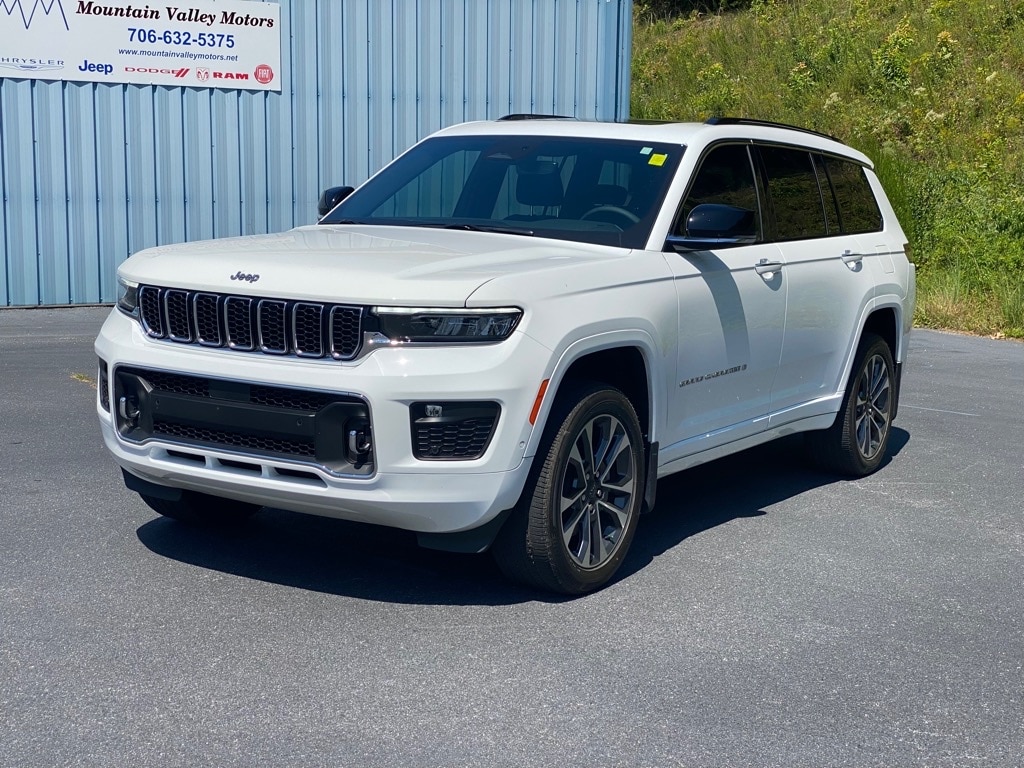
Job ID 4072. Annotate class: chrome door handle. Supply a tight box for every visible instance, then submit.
[755,260,783,278]
[841,250,865,264]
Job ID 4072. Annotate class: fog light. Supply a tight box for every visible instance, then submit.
[410,401,500,460]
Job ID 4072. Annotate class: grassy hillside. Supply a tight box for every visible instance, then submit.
[632,0,1024,338]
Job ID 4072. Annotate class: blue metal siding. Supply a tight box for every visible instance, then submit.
[0,0,633,307]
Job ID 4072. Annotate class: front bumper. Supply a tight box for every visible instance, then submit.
[96,309,550,533]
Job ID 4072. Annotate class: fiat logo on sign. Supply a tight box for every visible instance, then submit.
[196,68,210,82]
[254,64,274,84]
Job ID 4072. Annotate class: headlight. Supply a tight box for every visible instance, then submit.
[373,307,522,344]
[116,277,139,316]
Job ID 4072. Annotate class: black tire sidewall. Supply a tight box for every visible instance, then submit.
[531,385,645,593]
[839,334,895,475]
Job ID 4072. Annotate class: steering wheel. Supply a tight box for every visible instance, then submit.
[581,205,640,228]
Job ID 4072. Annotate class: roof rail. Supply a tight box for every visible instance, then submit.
[704,116,839,143]
[497,113,575,121]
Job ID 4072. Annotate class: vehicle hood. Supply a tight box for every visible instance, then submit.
[118,225,627,306]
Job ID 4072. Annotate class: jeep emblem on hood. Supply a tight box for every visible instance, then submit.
[230,271,260,283]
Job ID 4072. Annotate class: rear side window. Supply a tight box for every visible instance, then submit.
[759,146,827,240]
[824,157,883,233]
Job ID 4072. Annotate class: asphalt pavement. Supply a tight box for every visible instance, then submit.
[1,308,1021,767]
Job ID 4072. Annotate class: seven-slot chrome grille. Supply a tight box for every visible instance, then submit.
[137,286,364,360]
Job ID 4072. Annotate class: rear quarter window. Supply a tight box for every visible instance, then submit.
[824,157,883,234]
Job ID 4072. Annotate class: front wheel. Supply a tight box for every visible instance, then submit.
[808,332,895,476]
[140,490,259,527]
[493,383,645,594]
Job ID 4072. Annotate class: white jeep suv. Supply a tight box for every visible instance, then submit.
[96,116,915,594]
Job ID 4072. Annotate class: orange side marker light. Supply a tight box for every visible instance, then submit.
[529,379,550,425]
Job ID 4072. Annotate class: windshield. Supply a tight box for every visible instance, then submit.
[319,134,684,249]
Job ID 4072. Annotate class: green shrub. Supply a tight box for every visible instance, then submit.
[631,0,1024,338]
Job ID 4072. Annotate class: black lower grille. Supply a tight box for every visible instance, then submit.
[144,370,209,397]
[137,285,364,360]
[114,366,373,475]
[154,420,315,458]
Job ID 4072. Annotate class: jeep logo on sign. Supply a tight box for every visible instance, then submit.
[229,271,259,283]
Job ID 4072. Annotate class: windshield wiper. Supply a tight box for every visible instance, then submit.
[442,223,535,236]
[321,218,534,236]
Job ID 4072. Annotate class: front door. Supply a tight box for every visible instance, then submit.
[659,143,787,467]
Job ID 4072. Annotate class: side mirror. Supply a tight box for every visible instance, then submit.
[666,203,758,251]
[317,185,355,218]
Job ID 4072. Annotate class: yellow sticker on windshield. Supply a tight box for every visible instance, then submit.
[648,153,668,167]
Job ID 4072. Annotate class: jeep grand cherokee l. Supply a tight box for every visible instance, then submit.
[96,116,915,594]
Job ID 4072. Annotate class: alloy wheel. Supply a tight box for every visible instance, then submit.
[558,413,636,569]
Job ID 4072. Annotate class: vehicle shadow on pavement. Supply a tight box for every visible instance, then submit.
[136,429,909,605]
[617,428,911,582]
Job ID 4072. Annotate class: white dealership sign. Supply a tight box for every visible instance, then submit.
[0,0,281,91]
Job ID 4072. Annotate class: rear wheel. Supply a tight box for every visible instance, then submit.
[809,332,895,476]
[140,490,259,527]
[493,383,644,594]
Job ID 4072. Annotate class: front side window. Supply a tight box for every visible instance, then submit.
[320,135,683,249]
[674,143,761,239]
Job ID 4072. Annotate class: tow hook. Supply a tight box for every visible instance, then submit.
[119,396,140,426]
[347,424,372,464]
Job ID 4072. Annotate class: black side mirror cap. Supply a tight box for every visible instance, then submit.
[665,203,758,251]
[317,185,355,218]
[686,203,756,238]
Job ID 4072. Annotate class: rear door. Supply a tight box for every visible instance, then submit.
[760,146,882,423]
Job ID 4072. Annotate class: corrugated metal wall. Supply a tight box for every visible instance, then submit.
[0,0,633,307]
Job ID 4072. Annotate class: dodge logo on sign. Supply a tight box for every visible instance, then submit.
[196,68,210,82]
[124,67,190,78]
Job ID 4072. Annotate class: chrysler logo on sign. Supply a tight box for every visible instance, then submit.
[0,56,64,71]
[0,0,70,30]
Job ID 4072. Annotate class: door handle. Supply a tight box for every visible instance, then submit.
[755,259,783,279]
[841,250,865,266]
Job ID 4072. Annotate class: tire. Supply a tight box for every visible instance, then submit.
[808,332,895,476]
[140,490,259,527]
[493,382,645,594]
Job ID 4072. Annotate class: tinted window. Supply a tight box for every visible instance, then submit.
[675,144,760,238]
[825,157,883,233]
[374,150,480,219]
[760,146,827,240]
[814,154,841,235]
[322,135,683,249]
